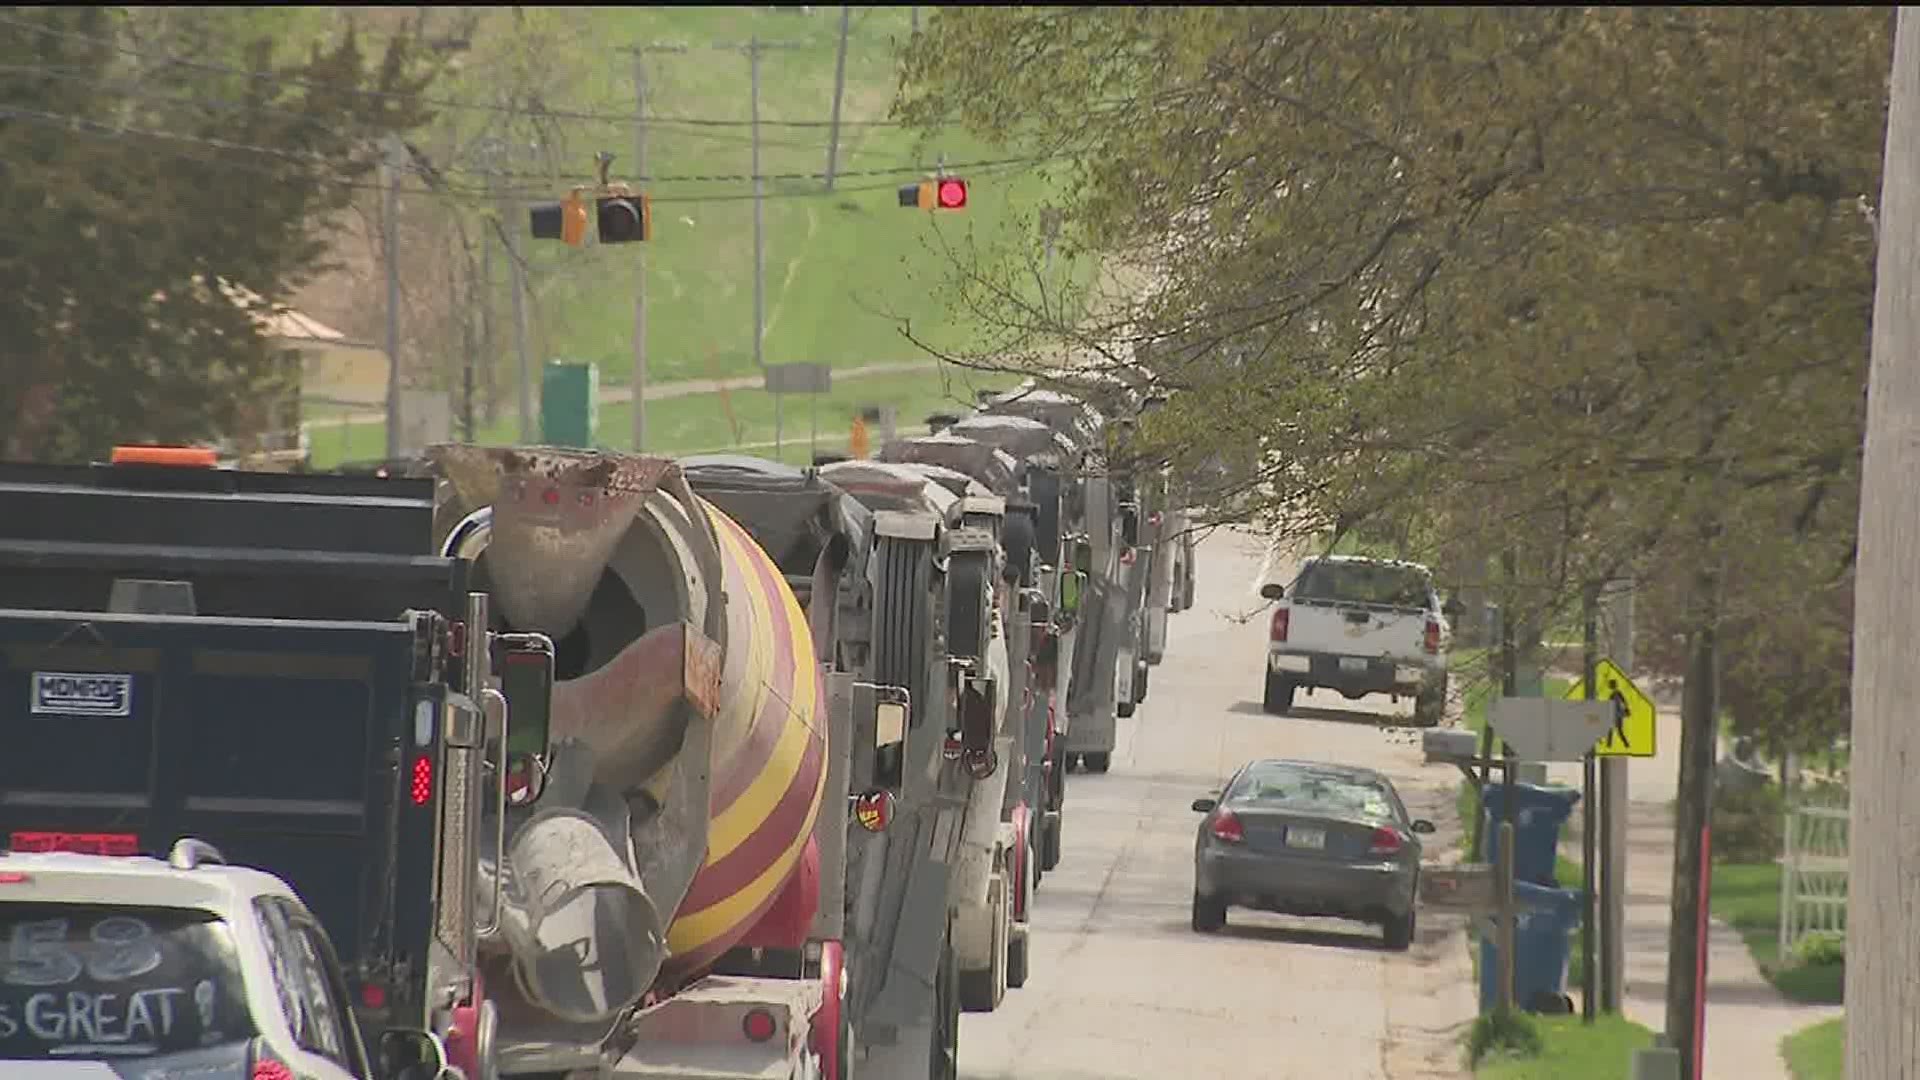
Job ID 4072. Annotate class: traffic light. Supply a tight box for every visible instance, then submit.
[530,194,590,246]
[897,177,968,211]
[597,193,651,243]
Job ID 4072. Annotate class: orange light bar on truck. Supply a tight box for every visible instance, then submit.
[111,445,219,468]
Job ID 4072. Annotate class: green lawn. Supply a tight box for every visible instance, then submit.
[307,365,1018,469]
[1474,1014,1657,1079]
[1710,862,1845,1005]
[1781,1017,1844,1080]
[300,6,1094,455]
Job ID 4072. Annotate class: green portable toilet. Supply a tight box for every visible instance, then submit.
[540,360,599,448]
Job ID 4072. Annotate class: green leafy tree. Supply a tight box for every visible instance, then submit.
[894,6,1890,745]
[0,6,440,462]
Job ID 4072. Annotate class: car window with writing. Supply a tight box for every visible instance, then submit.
[0,902,257,1062]
[1228,766,1397,821]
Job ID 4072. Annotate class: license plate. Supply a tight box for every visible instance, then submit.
[1339,657,1369,674]
[1286,826,1326,850]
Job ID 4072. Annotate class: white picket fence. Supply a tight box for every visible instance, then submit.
[1779,800,1849,957]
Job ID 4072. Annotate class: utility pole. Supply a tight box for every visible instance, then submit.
[911,6,920,35]
[494,132,534,443]
[381,135,408,462]
[717,36,804,371]
[1600,576,1634,1014]
[1849,9,1918,1079]
[1580,583,1600,1023]
[622,44,690,453]
[478,172,498,427]
[824,6,851,191]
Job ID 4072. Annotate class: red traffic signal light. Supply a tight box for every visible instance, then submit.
[898,178,968,212]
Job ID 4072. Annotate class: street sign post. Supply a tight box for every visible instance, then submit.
[1486,697,1616,762]
[763,362,833,459]
[1567,657,1657,758]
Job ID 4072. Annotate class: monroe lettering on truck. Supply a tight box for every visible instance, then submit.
[30,672,134,718]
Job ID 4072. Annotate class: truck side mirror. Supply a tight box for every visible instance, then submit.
[1260,582,1285,601]
[496,633,556,807]
[1119,503,1140,547]
[1441,595,1464,620]
[376,1028,451,1080]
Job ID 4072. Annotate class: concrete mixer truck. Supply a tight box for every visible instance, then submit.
[937,413,1087,871]
[424,444,912,1080]
[809,456,1027,1027]
[971,385,1141,774]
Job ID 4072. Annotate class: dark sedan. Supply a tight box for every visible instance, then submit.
[1190,758,1435,949]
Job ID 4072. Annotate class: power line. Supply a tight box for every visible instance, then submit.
[0,103,1055,206]
[0,12,909,129]
[0,102,1073,193]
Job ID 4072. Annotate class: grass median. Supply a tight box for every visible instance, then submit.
[1472,1013,1657,1078]
[1781,1016,1843,1080]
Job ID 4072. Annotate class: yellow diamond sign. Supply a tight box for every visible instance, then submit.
[1565,657,1657,758]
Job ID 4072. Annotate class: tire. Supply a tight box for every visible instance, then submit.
[930,922,959,1080]
[1413,675,1448,727]
[872,536,935,728]
[946,550,993,663]
[1133,659,1150,703]
[958,876,1010,1013]
[1262,673,1296,715]
[1117,698,1136,719]
[1382,908,1415,952]
[1006,928,1030,989]
[1040,814,1061,872]
[1083,751,1111,775]
[1191,890,1227,933]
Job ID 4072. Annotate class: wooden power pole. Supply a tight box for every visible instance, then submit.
[1848,8,1919,1078]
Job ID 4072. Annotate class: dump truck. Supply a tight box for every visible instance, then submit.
[0,446,560,1079]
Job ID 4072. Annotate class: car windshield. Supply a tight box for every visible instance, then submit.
[1226,763,1400,822]
[0,902,258,1062]
[1292,560,1430,608]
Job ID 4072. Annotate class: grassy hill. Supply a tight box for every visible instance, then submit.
[298,5,1088,460]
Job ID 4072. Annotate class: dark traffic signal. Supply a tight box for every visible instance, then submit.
[530,194,590,246]
[597,194,651,243]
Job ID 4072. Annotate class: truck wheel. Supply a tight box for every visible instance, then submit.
[931,922,959,1080]
[1083,751,1111,775]
[1413,676,1448,727]
[946,550,993,663]
[1133,658,1150,702]
[1191,890,1227,933]
[1040,813,1062,872]
[958,874,1010,1012]
[1117,699,1136,719]
[872,535,935,733]
[1262,673,1295,716]
[1006,925,1030,989]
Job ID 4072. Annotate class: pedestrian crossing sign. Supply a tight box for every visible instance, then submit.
[1565,657,1656,758]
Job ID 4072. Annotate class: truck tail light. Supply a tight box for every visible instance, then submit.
[410,754,434,806]
[1270,608,1290,642]
[742,1007,778,1043]
[1209,809,1244,844]
[1368,826,1406,857]
[1423,618,1441,654]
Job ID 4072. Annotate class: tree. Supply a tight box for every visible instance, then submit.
[0,6,440,462]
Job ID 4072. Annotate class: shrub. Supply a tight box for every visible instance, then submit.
[1466,1008,1543,1066]
[1789,930,1847,970]
[1713,782,1785,864]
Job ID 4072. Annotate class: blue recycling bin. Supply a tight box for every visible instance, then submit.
[1480,782,1581,886]
[1477,882,1585,1014]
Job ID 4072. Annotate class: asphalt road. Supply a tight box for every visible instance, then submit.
[959,528,1476,1080]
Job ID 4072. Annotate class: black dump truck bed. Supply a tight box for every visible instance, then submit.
[0,610,431,974]
[0,457,461,996]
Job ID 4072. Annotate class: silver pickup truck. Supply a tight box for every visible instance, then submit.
[1258,554,1451,725]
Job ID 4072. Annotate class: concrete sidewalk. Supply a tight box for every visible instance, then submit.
[1543,699,1842,1078]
